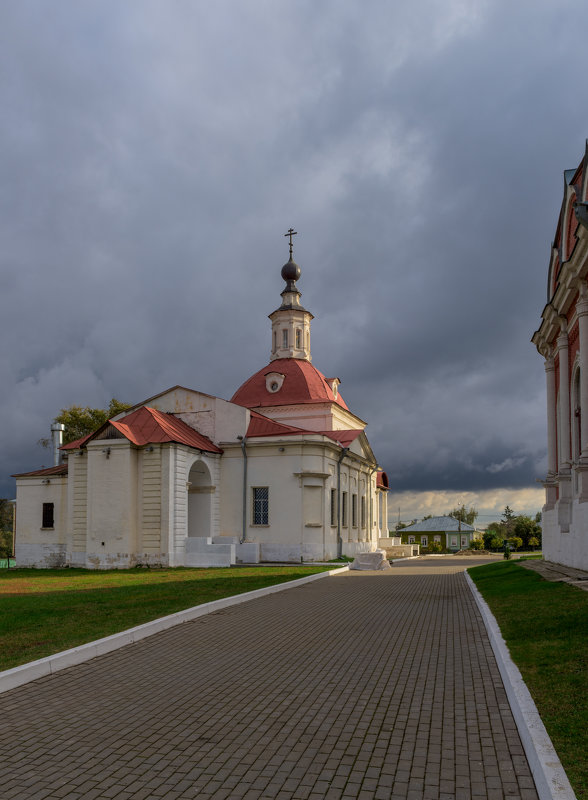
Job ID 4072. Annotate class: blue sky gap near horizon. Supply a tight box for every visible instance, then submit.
[2,0,586,523]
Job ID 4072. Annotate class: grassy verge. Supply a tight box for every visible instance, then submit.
[0,565,335,671]
[469,560,588,798]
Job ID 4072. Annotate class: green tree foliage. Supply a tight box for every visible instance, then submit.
[508,536,523,552]
[0,500,14,558]
[528,536,540,549]
[469,538,484,551]
[502,505,516,522]
[483,509,542,551]
[53,398,132,445]
[512,515,542,548]
[428,540,443,553]
[448,504,478,525]
[0,499,13,532]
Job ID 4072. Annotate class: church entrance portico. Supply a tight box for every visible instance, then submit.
[187,460,214,540]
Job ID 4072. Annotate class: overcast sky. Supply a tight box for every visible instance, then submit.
[2,1,587,523]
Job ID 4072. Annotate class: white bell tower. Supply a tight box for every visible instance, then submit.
[269,228,314,362]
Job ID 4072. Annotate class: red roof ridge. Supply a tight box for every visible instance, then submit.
[13,463,68,478]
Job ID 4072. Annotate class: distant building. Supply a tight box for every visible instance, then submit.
[13,237,389,568]
[399,516,478,552]
[532,142,588,571]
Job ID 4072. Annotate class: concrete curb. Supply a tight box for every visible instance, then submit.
[465,570,577,800]
[0,565,349,695]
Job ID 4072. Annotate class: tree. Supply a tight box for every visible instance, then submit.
[0,500,14,559]
[0,499,13,532]
[512,515,542,549]
[508,536,523,552]
[469,538,484,551]
[501,506,516,536]
[51,399,132,445]
[502,506,515,522]
[448,504,478,526]
[395,519,416,531]
[428,540,443,553]
[528,536,540,550]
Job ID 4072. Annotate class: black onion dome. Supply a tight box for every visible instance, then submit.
[281,257,301,283]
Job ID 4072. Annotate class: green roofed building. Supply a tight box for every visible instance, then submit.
[400,516,480,552]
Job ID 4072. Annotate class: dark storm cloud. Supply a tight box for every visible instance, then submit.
[0,0,585,497]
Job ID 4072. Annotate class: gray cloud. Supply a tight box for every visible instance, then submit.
[1,0,585,500]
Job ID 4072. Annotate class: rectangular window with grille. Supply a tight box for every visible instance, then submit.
[296,329,302,349]
[42,502,54,529]
[282,329,288,348]
[252,487,269,525]
[342,492,348,527]
[352,494,357,527]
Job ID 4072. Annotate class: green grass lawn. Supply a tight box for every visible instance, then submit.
[469,560,588,798]
[0,565,334,671]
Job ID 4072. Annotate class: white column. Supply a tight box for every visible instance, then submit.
[545,357,557,476]
[577,289,588,456]
[557,328,571,471]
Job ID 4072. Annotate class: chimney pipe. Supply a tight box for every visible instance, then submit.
[51,423,65,466]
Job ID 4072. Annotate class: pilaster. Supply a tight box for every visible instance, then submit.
[544,356,557,477]
[556,323,571,471]
[576,284,588,457]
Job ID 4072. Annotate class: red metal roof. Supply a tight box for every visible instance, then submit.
[231,358,350,411]
[320,429,362,447]
[245,412,362,448]
[246,412,308,437]
[376,470,389,489]
[109,407,222,452]
[61,434,93,450]
[13,463,69,478]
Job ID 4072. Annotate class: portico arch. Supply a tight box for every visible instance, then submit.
[187,460,214,539]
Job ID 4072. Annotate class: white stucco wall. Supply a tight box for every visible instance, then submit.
[542,501,588,571]
[15,476,68,567]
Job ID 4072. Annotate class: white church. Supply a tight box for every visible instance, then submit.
[14,235,389,568]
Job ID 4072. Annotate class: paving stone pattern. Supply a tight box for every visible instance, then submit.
[0,558,538,799]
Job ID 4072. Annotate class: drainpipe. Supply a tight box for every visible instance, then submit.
[337,446,349,558]
[238,436,247,543]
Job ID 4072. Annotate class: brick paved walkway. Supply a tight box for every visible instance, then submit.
[0,557,538,799]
